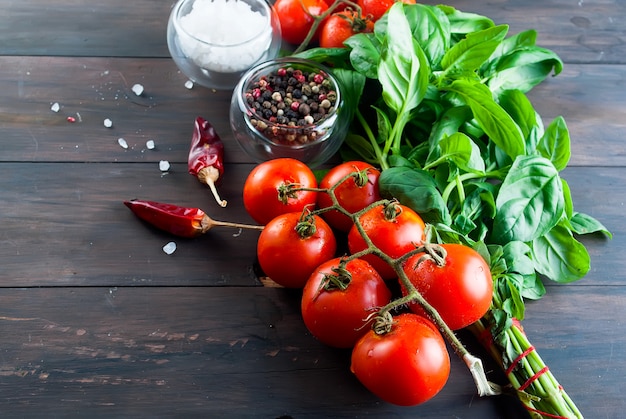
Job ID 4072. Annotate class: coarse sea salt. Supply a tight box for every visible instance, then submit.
[118,138,128,149]
[177,0,272,73]
[184,80,194,90]
[159,160,171,172]
[104,118,113,128]
[51,102,60,112]
[163,241,177,255]
[132,83,144,96]
[146,140,156,149]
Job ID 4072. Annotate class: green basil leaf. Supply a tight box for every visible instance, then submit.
[428,106,473,148]
[489,29,538,63]
[531,221,591,283]
[404,4,451,68]
[342,133,379,164]
[377,3,429,115]
[496,89,544,151]
[561,177,574,220]
[493,155,565,243]
[441,25,508,75]
[501,276,526,320]
[570,212,613,238]
[438,132,486,174]
[373,105,392,146]
[292,47,351,67]
[444,80,525,159]
[485,46,563,93]
[345,33,381,79]
[379,166,451,224]
[330,68,366,121]
[537,116,571,171]
[521,273,546,300]
[436,6,495,36]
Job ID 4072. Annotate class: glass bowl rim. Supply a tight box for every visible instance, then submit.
[171,0,274,48]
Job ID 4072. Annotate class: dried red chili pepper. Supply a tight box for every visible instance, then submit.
[188,116,227,207]
[124,199,263,238]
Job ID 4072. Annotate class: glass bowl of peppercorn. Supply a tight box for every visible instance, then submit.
[229,57,350,167]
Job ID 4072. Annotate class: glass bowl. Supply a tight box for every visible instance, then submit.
[166,0,281,90]
[229,58,350,168]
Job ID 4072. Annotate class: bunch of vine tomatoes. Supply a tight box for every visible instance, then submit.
[273,0,416,48]
[242,158,493,406]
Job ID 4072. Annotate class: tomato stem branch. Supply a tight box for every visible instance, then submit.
[292,170,501,398]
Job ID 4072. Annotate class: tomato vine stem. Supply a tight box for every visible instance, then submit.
[297,168,501,397]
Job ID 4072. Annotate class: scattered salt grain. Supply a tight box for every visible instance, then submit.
[159,160,170,172]
[177,0,273,72]
[132,83,144,96]
[104,118,113,128]
[184,80,194,90]
[162,241,177,255]
[118,138,128,149]
[146,140,155,150]
[51,102,60,112]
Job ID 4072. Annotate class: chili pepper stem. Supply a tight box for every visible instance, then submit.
[200,214,264,233]
[197,167,227,207]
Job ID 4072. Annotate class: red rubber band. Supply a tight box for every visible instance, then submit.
[518,366,549,391]
[505,345,535,376]
[525,405,569,419]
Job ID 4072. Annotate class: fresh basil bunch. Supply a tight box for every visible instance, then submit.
[297,3,611,320]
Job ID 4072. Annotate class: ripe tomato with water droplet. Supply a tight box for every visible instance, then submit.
[350,313,450,406]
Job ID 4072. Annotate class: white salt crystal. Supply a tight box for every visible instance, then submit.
[162,241,177,255]
[104,118,113,128]
[51,102,60,112]
[146,140,155,149]
[159,160,170,172]
[117,138,128,149]
[177,0,273,73]
[132,83,144,96]
[184,80,194,90]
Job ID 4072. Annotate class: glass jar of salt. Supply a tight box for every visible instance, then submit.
[167,0,281,90]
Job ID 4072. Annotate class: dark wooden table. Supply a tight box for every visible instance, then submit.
[1,1,624,417]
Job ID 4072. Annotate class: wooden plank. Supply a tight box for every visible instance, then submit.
[1,0,625,65]
[0,56,253,164]
[1,56,625,167]
[0,162,262,287]
[0,163,620,288]
[0,0,171,58]
[3,284,622,417]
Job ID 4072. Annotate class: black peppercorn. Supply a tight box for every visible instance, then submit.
[244,65,338,146]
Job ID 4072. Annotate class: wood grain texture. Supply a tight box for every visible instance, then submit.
[1,56,625,166]
[0,0,624,417]
[1,0,625,65]
[0,162,262,287]
[2,285,623,417]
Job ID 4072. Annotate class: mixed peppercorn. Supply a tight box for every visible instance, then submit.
[244,66,338,146]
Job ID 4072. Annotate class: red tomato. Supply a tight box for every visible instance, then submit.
[243,158,318,225]
[348,202,426,280]
[301,257,391,348]
[350,313,450,406]
[317,161,381,232]
[257,212,337,288]
[319,11,374,49]
[274,0,329,45]
[358,0,415,22]
[402,243,493,330]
